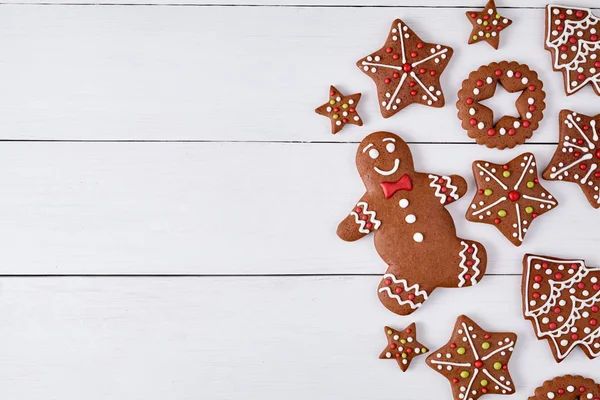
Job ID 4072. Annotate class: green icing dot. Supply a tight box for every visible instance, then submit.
[400,339,407,344]
[460,371,470,378]
[493,362,502,370]
[526,206,534,214]
[481,379,489,387]
[502,171,511,178]
[402,353,407,359]
[329,100,336,105]
[457,347,466,355]
[485,33,491,38]
[482,342,490,350]
[498,210,507,217]
[332,114,339,119]
[496,13,501,19]
[387,329,393,335]
[473,35,478,41]
[527,181,535,188]
[342,103,349,109]
[484,189,493,196]
[422,348,428,353]
[483,21,489,26]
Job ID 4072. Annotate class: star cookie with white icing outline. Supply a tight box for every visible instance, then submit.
[543,110,600,208]
[522,254,600,363]
[466,152,558,247]
[315,86,363,134]
[466,0,512,49]
[545,5,600,96]
[426,315,517,400]
[379,323,429,372]
[357,19,453,118]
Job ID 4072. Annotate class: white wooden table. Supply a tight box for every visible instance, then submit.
[0,0,599,398]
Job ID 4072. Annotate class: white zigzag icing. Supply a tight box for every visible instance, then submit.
[381,273,429,298]
[444,176,459,200]
[350,201,381,234]
[458,241,469,287]
[378,287,423,309]
[428,174,459,204]
[471,244,481,284]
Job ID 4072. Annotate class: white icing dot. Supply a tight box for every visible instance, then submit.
[499,128,506,135]
[402,359,408,364]
[542,317,549,324]
[374,56,381,62]
[405,214,416,224]
[407,337,413,343]
[326,107,332,112]
[533,283,540,289]
[507,70,513,78]
[514,121,520,128]
[335,121,341,126]
[478,122,485,129]
[366,56,373,61]
[386,352,391,358]
[413,232,424,242]
[486,77,493,84]
[548,393,555,399]
[399,199,409,208]
[393,335,399,340]
[371,67,377,73]
[528,98,534,105]
[521,77,528,84]
[469,108,476,115]
[526,112,532,119]
[567,386,575,393]
[353,116,360,121]
[348,100,354,105]
[474,88,480,95]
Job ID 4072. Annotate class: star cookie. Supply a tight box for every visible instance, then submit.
[426,315,517,400]
[357,19,453,118]
[543,110,600,208]
[528,375,600,400]
[466,153,558,246]
[545,5,600,96]
[522,254,600,363]
[466,0,512,49]
[379,323,429,372]
[315,86,362,134]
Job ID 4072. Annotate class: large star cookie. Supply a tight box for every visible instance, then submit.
[357,19,453,118]
[466,153,558,246]
[543,110,600,208]
[466,0,512,49]
[426,315,517,400]
[528,375,600,400]
[315,86,363,134]
[379,323,428,372]
[522,254,600,363]
[545,5,600,96]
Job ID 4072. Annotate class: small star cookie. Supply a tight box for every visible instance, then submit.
[379,323,428,372]
[426,315,517,400]
[356,19,453,118]
[466,153,558,247]
[315,86,362,134]
[543,110,600,208]
[466,0,512,49]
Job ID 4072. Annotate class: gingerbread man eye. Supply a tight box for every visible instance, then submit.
[386,143,395,153]
[369,148,380,159]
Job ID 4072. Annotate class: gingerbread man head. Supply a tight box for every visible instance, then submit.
[356,132,415,191]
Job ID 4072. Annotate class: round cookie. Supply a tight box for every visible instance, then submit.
[457,61,546,149]
[528,375,600,400]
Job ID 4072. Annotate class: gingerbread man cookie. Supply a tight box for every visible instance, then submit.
[337,132,487,316]
[379,323,428,372]
[357,19,453,118]
[315,86,362,134]
[466,0,512,49]
[426,315,517,400]
[522,254,600,363]
[543,110,600,208]
[545,5,600,96]
[528,375,600,400]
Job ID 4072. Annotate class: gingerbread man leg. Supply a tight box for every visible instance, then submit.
[377,266,434,316]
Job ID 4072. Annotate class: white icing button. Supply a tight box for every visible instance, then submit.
[547,393,555,399]
[405,214,416,223]
[413,232,424,242]
[399,199,409,208]
[386,352,391,358]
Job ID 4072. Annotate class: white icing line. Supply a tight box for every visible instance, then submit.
[549,153,593,178]
[472,197,506,216]
[458,241,469,288]
[374,159,400,176]
[444,176,459,199]
[350,212,369,234]
[428,174,446,204]
[580,163,597,184]
[378,287,422,309]
[563,141,589,153]
[430,360,472,367]
[356,201,381,229]
[481,341,515,361]
[411,48,448,67]
[522,195,557,205]
[482,369,512,392]
[361,61,404,72]
[515,203,523,242]
[410,71,438,101]
[514,155,533,190]
[462,322,480,360]
[386,72,407,111]
[362,143,373,153]
[397,22,407,64]
[476,163,508,190]
[470,244,481,284]
[592,119,598,141]
[568,113,595,149]
[464,368,479,398]
[382,273,429,298]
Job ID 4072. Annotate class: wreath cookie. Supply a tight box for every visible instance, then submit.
[457,61,546,149]
[528,375,600,400]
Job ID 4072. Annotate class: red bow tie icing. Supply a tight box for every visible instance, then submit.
[381,174,413,199]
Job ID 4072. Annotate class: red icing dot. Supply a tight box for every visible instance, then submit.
[395,287,403,294]
[555,272,563,280]
[417,43,423,49]
[385,78,391,84]
[470,118,477,126]
[549,322,557,329]
[528,85,536,91]
[595,172,600,178]
[571,333,579,340]
[557,25,564,31]
[485,26,491,31]
[593,284,600,291]
[560,45,568,52]
[408,294,415,300]
[574,152,581,158]
[355,207,362,213]
[542,262,549,269]
[409,81,416,87]
[534,275,543,283]
[385,279,392,285]
[402,63,411,72]
[596,61,600,68]
[470,12,477,18]
[558,389,565,395]
[450,343,457,348]
[576,10,584,17]
[474,360,483,368]
[503,164,509,170]
[393,54,400,60]
[593,306,599,312]
[464,274,472,281]
[476,80,483,87]
[410,51,417,58]
[405,328,412,334]
[578,282,585,289]
[419,68,426,74]
[438,178,444,184]
[452,378,459,384]
[342,118,348,123]
[508,128,516,136]
[349,108,355,113]
[508,191,520,201]
[466,260,473,267]
[554,307,561,314]
[478,189,484,194]
[578,139,584,145]
[523,120,531,128]
[494,218,501,224]
[333,107,339,112]
[584,125,589,130]
[390,343,397,349]
[515,71,522,78]
[487,128,496,136]
[533,292,540,299]
[395,353,401,358]
[590,319,597,326]
[532,213,538,218]
[497,26,502,31]
[330,91,336,96]
[430,70,436,76]
[484,334,490,339]
[410,90,417,96]
[495,69,502,76]
[580,163,588,170]
[579,387,586,393]
[483,14,489,20]
[466,98,474,105]
[365,222,372,229]
[578,74,586,81]
[502,365,507,370]
[406,348,412,354]
[481,388,488,394]
[393,72,400,79]
[441,186,448,193]
[529,105,536,112]
[467,247,474,254]
[361,215,368,221]
[559,13,565,20]
[386,47,393,53]
[446,196,453,203]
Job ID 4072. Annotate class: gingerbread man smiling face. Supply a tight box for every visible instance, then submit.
[338,132,488,316]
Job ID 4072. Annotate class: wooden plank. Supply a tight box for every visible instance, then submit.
[0,5,598,142]
[0,141,596,275]
[0,276,595,399]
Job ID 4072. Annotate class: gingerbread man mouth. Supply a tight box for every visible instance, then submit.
[374,159,400,176]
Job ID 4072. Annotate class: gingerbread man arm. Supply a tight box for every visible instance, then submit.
[426,174,467,205]
[337,194,381,242]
